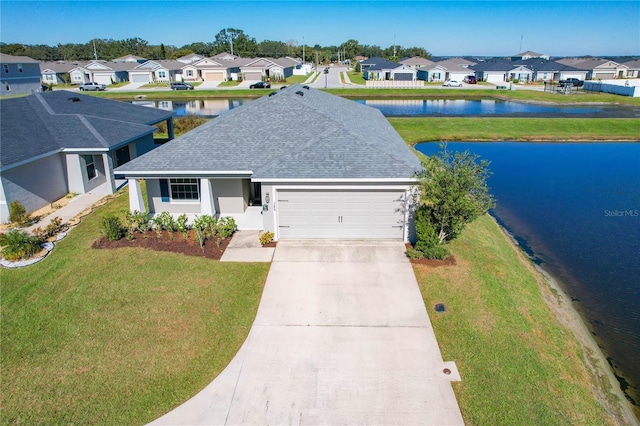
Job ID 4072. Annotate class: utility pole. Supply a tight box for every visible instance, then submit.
[230,37,234,56]
[93,39,98,61]
[303,36,305,63]
[519,33,523,53]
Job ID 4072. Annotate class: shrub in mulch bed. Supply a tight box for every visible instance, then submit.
[92,230,231,260]
[405,243,457,267]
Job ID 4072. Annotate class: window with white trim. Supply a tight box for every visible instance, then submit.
[3,64,8,74]
[186,69,193,77]
[158,70,166,79]
[83,155,96,179]
[170,178,199,200]
[17,64,23,73]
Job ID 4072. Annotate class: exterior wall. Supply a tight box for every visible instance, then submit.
[65,153,107,194]
[70,69,88,84]
[146,179,202,215]
[210,179,247,213]
[0,153,68,221]
[145,177,248,215]
[133,134,155,157]
[1,62,41,96]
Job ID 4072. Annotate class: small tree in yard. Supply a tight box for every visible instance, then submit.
[413,144,495,259]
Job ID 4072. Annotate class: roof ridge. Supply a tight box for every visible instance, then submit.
[76,115,109,147]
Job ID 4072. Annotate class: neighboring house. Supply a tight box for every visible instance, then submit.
[176,53,204,64]
[621,59,640,78]
[115,84,422,242]
[240,57,295,81]
[360,57,416,81]
[83,60,135,85]
[0,91,175,222]
[513,58,587,82]
[399,56,434,70]
[433,59,475,81]
[212,52,240,61]
[471,58,533,83]
[416,64,448,82]
[112,54,148,64]
[511,51,550,61]
[557,58,628,80]
[40,61,83,85]
[0,53,42,96]
[128,60,184,83]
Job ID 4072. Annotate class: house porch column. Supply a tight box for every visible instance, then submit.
[102,153,115,194]
[200,178,215,216]
[167,118,175,140]
[128,179,145,213]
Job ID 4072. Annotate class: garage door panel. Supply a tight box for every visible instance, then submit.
[277,189,405,240]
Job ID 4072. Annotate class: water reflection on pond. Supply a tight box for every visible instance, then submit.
[132,98,640,118]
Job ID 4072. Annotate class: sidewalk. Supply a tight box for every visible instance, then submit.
[25,183,111,234]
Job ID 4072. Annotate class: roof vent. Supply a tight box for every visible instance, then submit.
[303,85,310,90]
[295,91,304,96]
[268,92,277,97]
[67,97,81,102]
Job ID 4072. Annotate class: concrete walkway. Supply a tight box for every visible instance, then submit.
[220,230,275,262]
[25,183,112,234]
[151,240,463,425]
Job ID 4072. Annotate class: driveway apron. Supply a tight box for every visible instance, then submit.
[150,240,463,425]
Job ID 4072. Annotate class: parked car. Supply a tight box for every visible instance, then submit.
[170,82,194,90]
[79,81,106,91]
[250,81,271,89]
[443,80,463,87]
[559,78,584,87]
[463,75,477,84]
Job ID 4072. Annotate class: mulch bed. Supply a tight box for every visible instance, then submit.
[405,243,457,267]
[92,230,231,260]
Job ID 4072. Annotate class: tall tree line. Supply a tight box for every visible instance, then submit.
[0,28,431,63]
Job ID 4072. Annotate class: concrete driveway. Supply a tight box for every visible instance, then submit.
[150,240,463,425]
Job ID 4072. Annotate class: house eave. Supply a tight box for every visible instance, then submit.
[251,177,419,184]
[114,170,254,179]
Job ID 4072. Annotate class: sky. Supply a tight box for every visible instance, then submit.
[1,1,639,57]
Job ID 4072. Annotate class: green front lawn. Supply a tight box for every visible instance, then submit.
[285,73,313,84]
[346,71,365,84]
[414,215,628,424]
[1,188,270,424]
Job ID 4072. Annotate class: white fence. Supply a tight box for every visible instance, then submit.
[584,81,639,97]
[365,80,424,89]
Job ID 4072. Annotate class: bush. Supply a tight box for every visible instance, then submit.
[259,231,274,246]
[8,200,28,226]
[217,217,237,239]
[414,205,450,260]
[152,211,176,236]
[0,230,42,261]
[45,217,65,237]
[406,248,424,260]
[123,210,149,237]
[176,214,190,240]
[101,215,124,241]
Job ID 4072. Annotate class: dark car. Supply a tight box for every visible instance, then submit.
[464,75,477,84]
[170,82,194,90]
[250,81,271,89]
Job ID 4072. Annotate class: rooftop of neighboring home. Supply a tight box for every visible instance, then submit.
[511,58,583,72]
[399,56,434,67]
[0,52,40,64]
[436,57,477,67]
[112,54,147,63]
[470,58,522,71]
[556,57,624,69]
[115,84,422,180]
[360,57,404,70]
[0,90,173,170]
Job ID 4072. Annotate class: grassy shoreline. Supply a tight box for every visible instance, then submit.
[414,215,638,425]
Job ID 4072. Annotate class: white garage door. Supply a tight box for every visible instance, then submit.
[594,72,615,80]
[94,75,112,85]
[277,189,406,240]
[244,71,262,81]
[131,73,150,83]
[203,71,224,81]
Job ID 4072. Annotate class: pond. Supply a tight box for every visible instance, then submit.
[133,98,640,118]
[416,142,640,409]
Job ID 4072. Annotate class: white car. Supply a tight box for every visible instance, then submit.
[79,81,106,91]
[442,80,463,87]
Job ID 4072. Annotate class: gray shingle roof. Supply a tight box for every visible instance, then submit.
[116,84,421,180]
[0,53,39,63]
[1,91,171,169]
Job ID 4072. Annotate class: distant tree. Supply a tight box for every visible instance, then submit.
[399,46,432,59]
[286,39,298,56]
[213,28,257,57]
[340,39,361,62]
[160,43,166,59]
[172,48,195,59]
[257,40,288,57]
[413,144,494,259]
[360,44,384,58]
[181,42,214,56]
